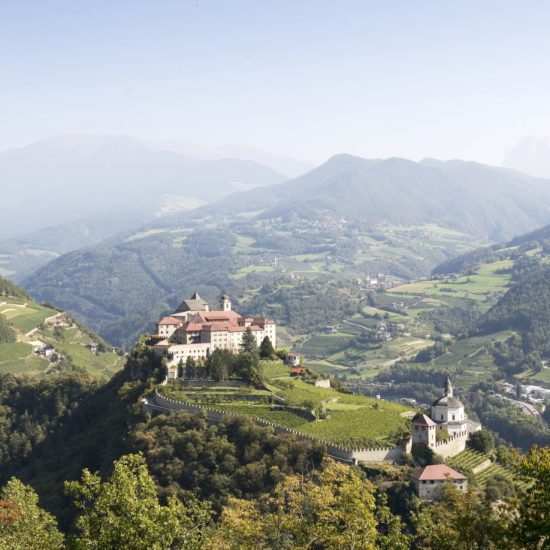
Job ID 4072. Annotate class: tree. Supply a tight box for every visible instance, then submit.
[210,460,379,549]
[240,327,258,354]
[65,453,212,550]
[0,478,64,550]
[177,358,184,379]
[234,351,260,385]
[259,336,275,359]
[468,429,495,453]
[510,445,550,548]
[375,493,412,550]
[205,349,232,381]
[414,483,512,549]
[185,356,197,379]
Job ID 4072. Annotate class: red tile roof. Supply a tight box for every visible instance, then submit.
[194,311,241,323]
[412,413,437,427]
[410,465,466,481]
[157,316,182,325]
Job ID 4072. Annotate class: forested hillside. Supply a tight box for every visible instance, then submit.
[477,264,550,361]
[433,223,550,276]
[23,156,550,348]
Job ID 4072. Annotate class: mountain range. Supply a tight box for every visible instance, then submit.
[20,154,550,347]
[0,135,296,276]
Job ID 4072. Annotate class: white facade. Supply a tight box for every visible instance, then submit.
[154,293,276,366]
[430,377,469,435]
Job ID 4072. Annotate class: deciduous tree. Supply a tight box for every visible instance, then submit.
[0,478,64,550]
[65,453,211,550]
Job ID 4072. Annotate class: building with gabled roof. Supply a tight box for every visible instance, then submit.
[410,464,467,500]
[173,292,210,316]
[411,413,437,448]
[154,293,276,366]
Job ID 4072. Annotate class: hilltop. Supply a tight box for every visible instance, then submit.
[21,156,550,348]
[0,276,124,377]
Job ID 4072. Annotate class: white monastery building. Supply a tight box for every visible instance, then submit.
[153,293,276,367]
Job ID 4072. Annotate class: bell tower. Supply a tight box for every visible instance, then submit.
[220,294,231,312]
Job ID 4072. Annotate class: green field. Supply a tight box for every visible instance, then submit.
[1,303,57,333]
[0,343,49,374]
[388,259,512,305]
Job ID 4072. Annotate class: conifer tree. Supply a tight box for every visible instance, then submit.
[240,327,258,354]
[185,356,197,379]
[259,336,275,359]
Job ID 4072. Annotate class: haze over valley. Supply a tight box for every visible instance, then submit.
[1,2,550,547]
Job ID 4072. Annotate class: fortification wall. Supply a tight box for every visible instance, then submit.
[433,430,468,458]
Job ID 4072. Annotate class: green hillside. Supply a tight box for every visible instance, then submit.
[0,276,124,378]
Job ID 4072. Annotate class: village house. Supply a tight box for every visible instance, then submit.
[154,293,276,367]
[35,344,55,358]
[290,366,307,377]
[410,464,467,500]
[285,352,301,367]
[86,342,99,353]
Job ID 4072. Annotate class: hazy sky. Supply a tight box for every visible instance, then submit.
[1,0,549,164]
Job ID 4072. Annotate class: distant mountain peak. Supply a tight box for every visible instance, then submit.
[503,136,550,178]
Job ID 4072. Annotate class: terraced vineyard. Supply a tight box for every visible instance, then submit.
[160,360,415,447]
[448,448,488,472]
[448,449,530,491]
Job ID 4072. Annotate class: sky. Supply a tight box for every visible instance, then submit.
[1,0,550,164]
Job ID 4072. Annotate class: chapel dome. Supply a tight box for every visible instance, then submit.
[431,395,463,408]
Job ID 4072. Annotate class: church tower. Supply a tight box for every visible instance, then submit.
[219,294,232,312]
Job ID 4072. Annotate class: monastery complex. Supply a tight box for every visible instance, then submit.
[153,293,276,368]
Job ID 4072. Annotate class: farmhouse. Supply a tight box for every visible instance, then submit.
[285,352,301,366]
[154,293,276,366]
[290,366,307,377]
[35,344,54,358]
[410,464,467,500]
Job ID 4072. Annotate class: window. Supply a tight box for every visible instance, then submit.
[441,415,443,420]
[452,415,455,420]
[430,480,435,484]
[422,480,426,484]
